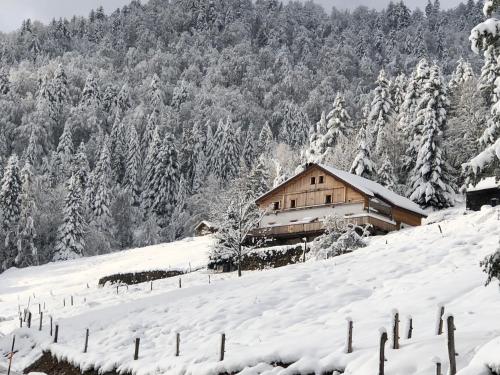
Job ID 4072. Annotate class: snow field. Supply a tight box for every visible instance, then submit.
[1,207,500,375]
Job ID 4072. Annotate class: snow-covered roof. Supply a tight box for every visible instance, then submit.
[256,163,427,217]
[318,164,427,217]
[467,177,500,192]
[194,220,216,229]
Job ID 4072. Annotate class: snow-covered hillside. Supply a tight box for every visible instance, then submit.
[1,207,500,375]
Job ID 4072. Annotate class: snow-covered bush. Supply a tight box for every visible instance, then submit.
[480,239,500,286]
[310,215,369,259]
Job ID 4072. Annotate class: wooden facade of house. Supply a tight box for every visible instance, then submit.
[466,177,500,211]
[252,164,427,242]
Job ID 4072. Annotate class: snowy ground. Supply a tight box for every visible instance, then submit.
[1,206,500,375]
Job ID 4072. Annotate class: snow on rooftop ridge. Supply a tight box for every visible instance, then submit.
[318,164,427,217]
[467,176,500,192]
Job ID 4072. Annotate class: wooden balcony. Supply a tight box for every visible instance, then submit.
[251,213,398,240]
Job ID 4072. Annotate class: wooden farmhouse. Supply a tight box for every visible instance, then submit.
[194,221,217,236]
[466,177,500,211]
[252,163,427,243]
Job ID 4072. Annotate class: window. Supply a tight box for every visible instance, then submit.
[325,195,332,204]
[319,175,324,184]
[310,177,316,185]
[290,199,296,208]
[273,201,280,210]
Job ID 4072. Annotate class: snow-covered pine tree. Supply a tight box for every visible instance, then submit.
[257,121,273,156]
[478,46,500,105]
[53,174,85,261]
[277,101,309,149]
[149,74,164,112]
[246,155,271,199]
[390,73,407,114]
[110,111,127,184]
[123,123,141,206]
[303,114,324,164]
[401,59,431,175]
[0,155,22,231]
[368,69,394,154]
[241,123,257,171]
[464,2,500,182]
[448,58,474,91]
[211,118,240,183]
[51,63,70,126]
[317,93,352,162]
[408,65,455,208]
[56,120,74,177]
[142,125,163,214]
[192,149,208,193]
[91,137,113,227]
[0,155,22,270]
[350,118,376,179]
[72,142,90,193]
[16,161,37,267]
[377,153,396,190]
[142,109,160,157]
[0,68,9,95]
[116,83,131,113]
[81,72,100,108]
[151,131,180,225]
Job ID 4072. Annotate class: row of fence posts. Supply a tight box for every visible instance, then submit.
[12,280,458,374]
[372,306,457,375]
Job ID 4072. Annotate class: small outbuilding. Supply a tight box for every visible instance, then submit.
[466,177,500,211]
[194,221,217,236]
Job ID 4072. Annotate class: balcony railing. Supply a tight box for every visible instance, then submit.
[251,212,398,238]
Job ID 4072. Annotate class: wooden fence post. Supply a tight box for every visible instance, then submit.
[71,296,74,306]
[406,315,413,339]
[209,275,211,284]
[392,310,399,349]
[116,285,119,295]
[219,333,226,361]
[39,312,43,331]
[19,317,22,328]
[50,316,53,336]
[84,328,89,353]
[134,338,140,360]
[436,304,445,335]
[379,329,388,375]
[346,318,353,353]
[432,357,442,375]
[63,298,65,307]
[27,312,32,328]
[175,333,180,357]
[447,315,457,375]
[7,335,15,375]
[150,281,153,291]
[179,278,182,289]
[38,304,41,314]
[54,324,59,343]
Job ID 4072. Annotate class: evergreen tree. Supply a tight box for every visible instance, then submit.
[246,155,270,198]
[149,74,164,112]
[51,63,70,124]
[277,101,309,149]
[81,72,100,108]
[408,65,454,208]
[0,155,22,232]
[257,121,274,156]
[110,112,127,183]
[377,153,396,190]
[0,68,9,95]
[401,59,431,175]
[53,174,85,260]
[317,93,352,162]
[123,123,141,205]
[241,123,257,171]
[350,121,376,179]
[92,138,113,227]
[0,155,22,270]
[72,142,90,193]
[368,70,394,154]
[151,132,180,224]
[463,4,500,183]
[449,58,474,91]
[16,162,37,267]
[142,125,163,213]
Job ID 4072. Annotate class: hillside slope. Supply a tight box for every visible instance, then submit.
[1,207,500,375]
